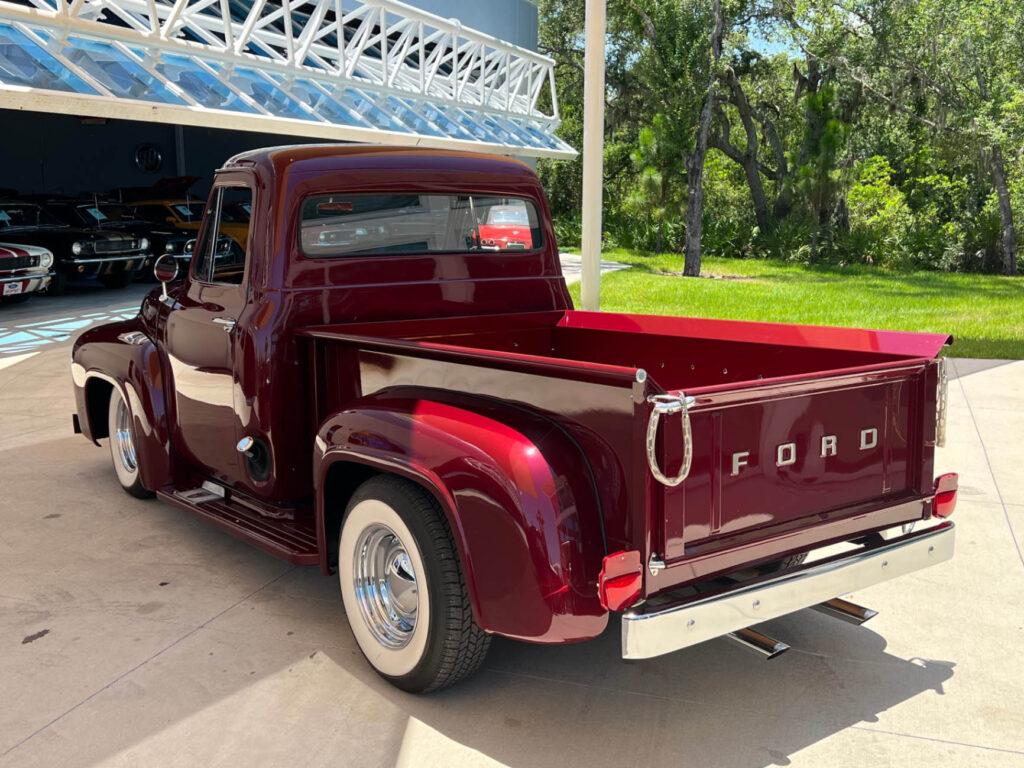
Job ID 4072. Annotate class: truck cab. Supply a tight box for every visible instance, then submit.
[71,145,957,693]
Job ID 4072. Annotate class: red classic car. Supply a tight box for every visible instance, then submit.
[0,242,52,302]
[70,145,956,693]
[477,200,534,249]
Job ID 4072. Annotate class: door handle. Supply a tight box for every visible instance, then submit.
[212,316,236,333]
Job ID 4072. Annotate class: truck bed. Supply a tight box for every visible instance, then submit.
[301,309,949,596]
[304,309,947,390]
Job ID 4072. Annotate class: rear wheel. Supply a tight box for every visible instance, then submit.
[107,389,154,499]
[338,475,490,692]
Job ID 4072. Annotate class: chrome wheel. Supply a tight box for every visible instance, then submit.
[353,523,418,649]
[113,396,137,473]
[339,476,490,691]
[107,387,153,499]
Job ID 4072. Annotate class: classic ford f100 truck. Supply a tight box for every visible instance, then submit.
[71,145,957,692]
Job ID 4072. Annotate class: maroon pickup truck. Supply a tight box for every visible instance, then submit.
[71,145,957,692]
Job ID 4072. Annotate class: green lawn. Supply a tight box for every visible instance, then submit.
[567,249,1024,359]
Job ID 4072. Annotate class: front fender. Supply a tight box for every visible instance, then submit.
[316,390,609,644]
[72,318,172,492]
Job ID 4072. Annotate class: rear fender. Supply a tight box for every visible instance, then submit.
[72,318,171,491]
[315,390,609,644]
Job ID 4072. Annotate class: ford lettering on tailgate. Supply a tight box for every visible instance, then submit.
[662,374,918,558]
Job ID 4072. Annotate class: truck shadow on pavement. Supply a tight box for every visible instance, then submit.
[1,438,957,767]
[378,611,956,767]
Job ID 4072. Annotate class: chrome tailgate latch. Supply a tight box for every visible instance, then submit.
[936,358,948,447]
[646,393,696,487]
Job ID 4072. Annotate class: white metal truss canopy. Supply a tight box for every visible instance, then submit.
[0,0,575,158]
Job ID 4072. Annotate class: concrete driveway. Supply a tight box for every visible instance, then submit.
[1,287,1022,767]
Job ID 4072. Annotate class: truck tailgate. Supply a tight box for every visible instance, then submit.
[656,361,941,567]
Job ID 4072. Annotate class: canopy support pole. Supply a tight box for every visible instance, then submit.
[580,0,606,311]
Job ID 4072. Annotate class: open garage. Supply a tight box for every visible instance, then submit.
[0,0,570,296]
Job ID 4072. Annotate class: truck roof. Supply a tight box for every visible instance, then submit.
[222,144,537,184]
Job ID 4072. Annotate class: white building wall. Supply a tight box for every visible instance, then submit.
[404,0,538,50]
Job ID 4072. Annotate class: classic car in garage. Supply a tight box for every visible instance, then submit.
[0,241,52,302]
[131,197,248,247]
[0,201,148,293]
[38,198,192,281]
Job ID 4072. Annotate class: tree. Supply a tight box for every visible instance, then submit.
[793,0,1024,274]
[626,115,687,253]
[793,78,851,261]
[537,0,1023,275]
[617,0,729,275]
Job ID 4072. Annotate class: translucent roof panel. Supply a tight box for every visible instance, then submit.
[444,106,508,144]
[383,96,446,138]
[338,88,412,133]
[417,102,476,141]
[217,65,318,121]
[156,54,260,113]
[287,78,374,128]
[0,0,577,159]
[488,115,546,149]
[65,37,187,104]
[0,24,98,94]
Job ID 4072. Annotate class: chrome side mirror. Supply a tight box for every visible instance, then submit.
[153,254,180,300]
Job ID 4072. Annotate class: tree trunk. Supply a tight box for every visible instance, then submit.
[773,184,795,222]
[721,68,771,233]
[991,144,1018,276]
[743,157,771,234]
[762,117,794,221]
[683,0,723,277]
[655,212,665,255]
[684,153,706,275]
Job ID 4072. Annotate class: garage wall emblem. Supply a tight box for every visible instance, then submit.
[134,144,163,174]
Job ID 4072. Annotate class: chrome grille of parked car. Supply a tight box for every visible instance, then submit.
[1,255,40,270]
[93,239,140,254]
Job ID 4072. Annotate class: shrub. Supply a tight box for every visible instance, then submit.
[846,156,914,267]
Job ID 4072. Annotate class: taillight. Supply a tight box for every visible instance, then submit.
[598,550,643,611]
[934,472,958,518]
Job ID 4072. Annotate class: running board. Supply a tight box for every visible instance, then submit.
[157,489,319,566]
[174,481,224,504]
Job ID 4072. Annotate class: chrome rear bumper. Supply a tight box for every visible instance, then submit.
[621,522,955,659]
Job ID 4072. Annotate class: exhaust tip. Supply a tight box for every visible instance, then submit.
[812,597,878,625]
[727,627,790,660]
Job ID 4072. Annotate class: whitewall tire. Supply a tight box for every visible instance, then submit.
[107,388,154,499]
[338,475,490,692]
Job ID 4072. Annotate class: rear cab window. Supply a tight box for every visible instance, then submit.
[299,193,543,257]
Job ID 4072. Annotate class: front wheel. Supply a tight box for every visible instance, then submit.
[41,270,67,296]
[107,389,154,499]
[338,476,490,692]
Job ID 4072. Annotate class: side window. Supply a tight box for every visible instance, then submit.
[192,186,252,285]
